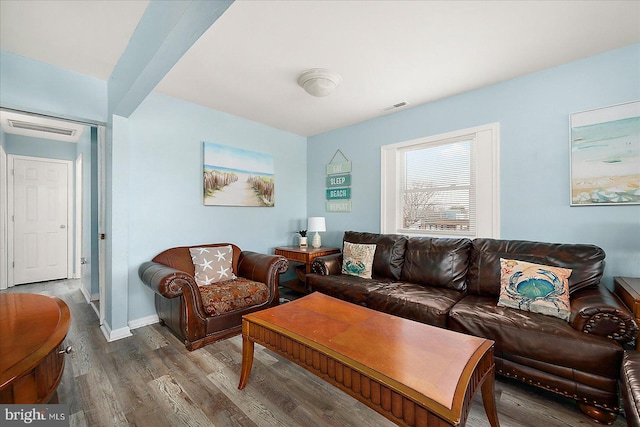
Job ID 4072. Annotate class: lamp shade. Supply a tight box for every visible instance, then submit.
[307,217,326,232]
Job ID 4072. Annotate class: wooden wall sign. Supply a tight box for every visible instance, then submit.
[326,174,351,187]
[326,150,352,212]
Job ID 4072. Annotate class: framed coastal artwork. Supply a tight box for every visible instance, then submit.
[203,142,274,207]
[570,101,640,206]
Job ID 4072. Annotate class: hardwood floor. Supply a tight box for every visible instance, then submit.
[2,279,629,427]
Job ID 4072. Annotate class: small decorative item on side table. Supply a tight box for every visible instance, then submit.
[275,245,340,294]
[297,230,308,247]
[614,276,640,350]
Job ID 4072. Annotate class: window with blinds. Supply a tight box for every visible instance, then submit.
[381,123,500,238]
[400,137,475,236]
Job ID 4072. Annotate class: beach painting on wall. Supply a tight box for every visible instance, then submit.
[570,101,640,206]
[203,142,274,207]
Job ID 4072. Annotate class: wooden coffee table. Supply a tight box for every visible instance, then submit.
[0,293,71,404]
[238,292,499,427]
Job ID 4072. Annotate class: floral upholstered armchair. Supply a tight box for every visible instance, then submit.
[139,243,288,350]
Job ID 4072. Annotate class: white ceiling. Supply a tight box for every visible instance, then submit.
[1,1,639,137]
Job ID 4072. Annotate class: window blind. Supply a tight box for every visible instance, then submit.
[400,137,476,236]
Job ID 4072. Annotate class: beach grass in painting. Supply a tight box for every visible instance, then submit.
[203,142,274,207]
[570,102,640,205]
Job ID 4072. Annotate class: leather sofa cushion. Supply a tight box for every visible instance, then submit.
[449,294,622,379]
[400,237,471,292]
[306,273,462,328]
[306,274,390,306]
[344,231,407,280]
[468,238,605,297]
[368,282,464,328]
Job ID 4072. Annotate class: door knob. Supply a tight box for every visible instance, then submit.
[60,225,66,229]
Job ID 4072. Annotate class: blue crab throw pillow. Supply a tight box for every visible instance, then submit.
[341,242,376,279]
[497,258,572,321]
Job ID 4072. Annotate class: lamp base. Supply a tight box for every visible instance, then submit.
[312,232,322,248]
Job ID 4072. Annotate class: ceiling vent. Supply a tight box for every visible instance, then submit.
[0,111,85,143]
[383,101,409,112]
[7,119,77,136]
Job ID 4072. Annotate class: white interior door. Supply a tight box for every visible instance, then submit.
[10,156,71,285]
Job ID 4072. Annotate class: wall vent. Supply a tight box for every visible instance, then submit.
[8,119,77,136]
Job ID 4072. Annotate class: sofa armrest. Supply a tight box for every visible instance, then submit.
[570,284,638,345]
[237,251,288,288]
[138,261,196,299]
[311,253,343,275]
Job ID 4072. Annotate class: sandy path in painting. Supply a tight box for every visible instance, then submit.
[206,174,262,206]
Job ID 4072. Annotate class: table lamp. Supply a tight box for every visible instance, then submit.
[308,217,326,248]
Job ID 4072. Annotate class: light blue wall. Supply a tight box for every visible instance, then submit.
[126,92,307,320]
[5,134,78,160]
[0,51,107,123]
[105,114,129,330]
[308,44,640,287]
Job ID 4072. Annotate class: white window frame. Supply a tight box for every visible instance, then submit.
[381,123,500,238]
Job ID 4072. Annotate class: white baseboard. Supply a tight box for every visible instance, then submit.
[79,284,91,304]
[97,314,157,343]
[89,301,100,318]
[100,322,133,342]
[128,314,159,330]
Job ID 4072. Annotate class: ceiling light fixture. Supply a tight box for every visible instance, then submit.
[297,68,342,97]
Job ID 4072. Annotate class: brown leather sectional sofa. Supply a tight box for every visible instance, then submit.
[307,231,637,424]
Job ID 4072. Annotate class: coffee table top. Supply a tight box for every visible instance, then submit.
[244,292,493,412]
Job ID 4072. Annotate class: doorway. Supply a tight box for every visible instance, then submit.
[0,108,106,324]
[8,155,72,285]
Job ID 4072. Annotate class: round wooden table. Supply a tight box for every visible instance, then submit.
[0,293,71,404]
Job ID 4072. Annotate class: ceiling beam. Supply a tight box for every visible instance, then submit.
[108,0,234,117]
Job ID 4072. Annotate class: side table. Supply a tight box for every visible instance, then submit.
[275,245,340,293]
[613,276,640,350]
